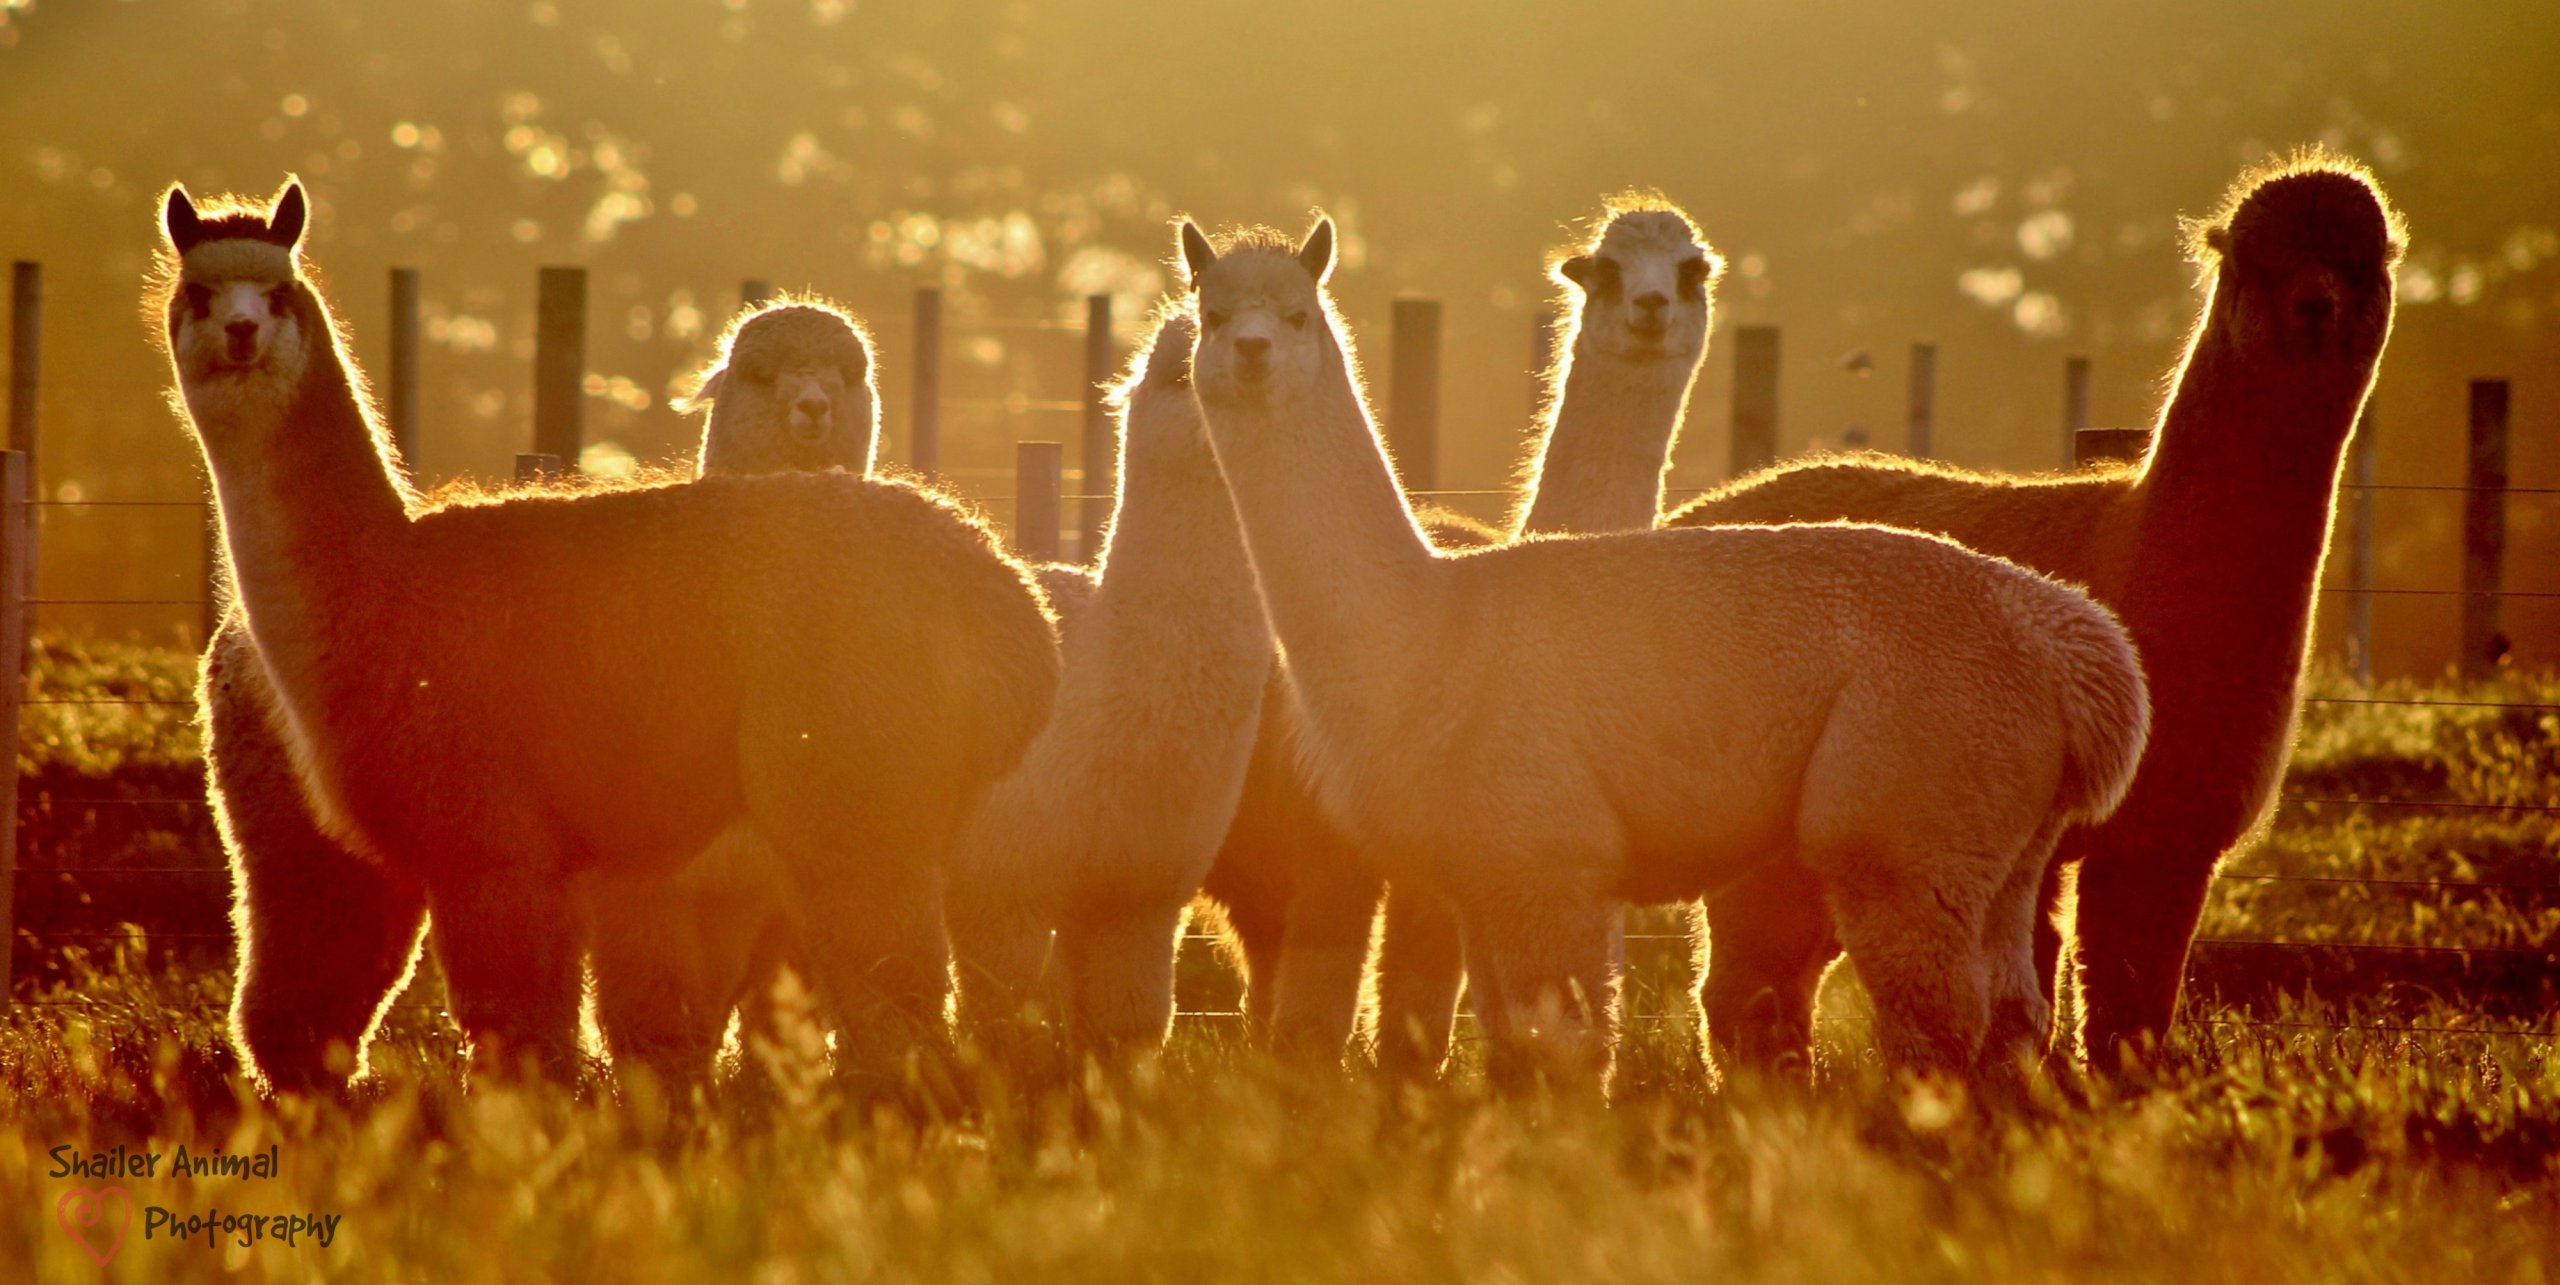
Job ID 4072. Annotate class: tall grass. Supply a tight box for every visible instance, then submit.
[1,646,2553,1281]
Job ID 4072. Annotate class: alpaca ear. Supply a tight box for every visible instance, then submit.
[1179,221,1216,290]
[165,186,206,253]
[1558,255,1595,290]
[687,366,727,408]
[1297,217,1335,282]
[269,181,308,250]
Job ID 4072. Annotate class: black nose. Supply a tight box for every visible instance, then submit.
[2294,295,2336,325]
[795,395,829,420]
[1633,291,1668,314]
[1236,336,1270,359]
[226,320,259,341]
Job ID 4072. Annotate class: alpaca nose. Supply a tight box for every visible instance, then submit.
[2293,294,2336,326]
[794,394,830,421]
[1633,291,1668,315]
[225,320,259,344]
[1235,335,1270,360]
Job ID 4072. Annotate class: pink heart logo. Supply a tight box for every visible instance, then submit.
[56,1185,131,1267]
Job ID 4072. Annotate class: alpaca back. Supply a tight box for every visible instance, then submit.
[1671,454,2134,582]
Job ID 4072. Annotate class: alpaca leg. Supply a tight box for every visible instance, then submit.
[1823,857,1993,1077]
[1698,859,1842,1078]
[2033,856,2071,1011]
[1460,886,1622,1092]
[206,623,430,1094]
[586,875,729,1091]
[788,854,953,1093]
[1978,828,2065,1078]
[426,867,584,1081]
[2069,836,2219,1066]
[1057,901,1187,1055]
[946,872,1059,1050]
[1266,854,1381,1058]
[1371,881,1467,1075]
[1215,888,1288,1041]
[226,830,428,1095]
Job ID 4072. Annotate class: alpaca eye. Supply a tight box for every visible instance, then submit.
[182,284,212,315]
[267,287,292,315]
[1285,312,1309,330]
[1203,311,1229,330]
[1677,261,1707,297]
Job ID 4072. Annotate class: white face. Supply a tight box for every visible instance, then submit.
[171,255,305,385]
[769,363,856,446]
[1567,218,1715,363]
[1193,253,1327,405]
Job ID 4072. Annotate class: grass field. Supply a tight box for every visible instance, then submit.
[1,639,2554,1282]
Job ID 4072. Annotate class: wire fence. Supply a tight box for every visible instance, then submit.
[3,271,2553,1042]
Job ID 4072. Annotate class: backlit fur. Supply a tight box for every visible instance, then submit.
[686,297,880,476]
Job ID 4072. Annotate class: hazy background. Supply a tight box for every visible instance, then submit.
[2,0,2552,675]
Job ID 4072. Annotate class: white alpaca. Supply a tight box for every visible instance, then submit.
[945,313,1272,1054]
[1181,217,2151,1082]
[162,181,1057,1086]
[1369,197,1727,1069]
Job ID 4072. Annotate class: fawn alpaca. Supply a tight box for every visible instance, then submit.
[945,313,1272,1054]
[165,181,1057,1084]
[1182,216,2149,1082]
[1669,151,2404,1066]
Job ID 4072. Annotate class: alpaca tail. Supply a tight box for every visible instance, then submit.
[2019,589,2152,824]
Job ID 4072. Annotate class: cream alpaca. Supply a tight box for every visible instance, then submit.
[944,313,1272,1054]
[165,181,1057,1084]
[1182,217,2150,1082]
[1669,152,2404,1066]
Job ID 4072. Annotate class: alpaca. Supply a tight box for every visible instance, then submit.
[587,294,883,1079]
[943,312,1273,1055]
[1367,197,1729,1070]
[1181,216,2151,1083]
[161,180,1058,1085]
[1666,151,2404,1067]
[687,298,879,476]
[1207,200,1727,1069]
[1194,505,1493,1061]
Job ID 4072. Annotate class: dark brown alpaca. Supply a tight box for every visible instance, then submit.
[1666,151,2404,1066]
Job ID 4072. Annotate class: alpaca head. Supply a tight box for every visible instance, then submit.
[2188,149,2404,371]
[1554,196,1721,366]
[157,180,316,411]
[686,298,879,476]
[1179,216,1336,408]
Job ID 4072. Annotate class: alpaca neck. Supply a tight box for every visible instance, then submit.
[1204,329,1441,702]
[192,323,410,702]
[1516,335,1700,536]
[1088,393,1263,646]
[2132,314,2372,643]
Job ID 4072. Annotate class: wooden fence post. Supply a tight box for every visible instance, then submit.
[515,453,563,485]
[1906,342,1936,458]
[0,451,25,997]
[387,267,421,475]
[1080,294,1115,563]
[1389,299,1442,492]
[741,278,775,309]
[911,288,942,482]
[9,263,38,655]
[2062,355,2092,466]
[2344,404,2377,683]
[534,266,586,474]
[1729,325,1780,478]
[2073,427,2150,468]
[2460,379,2510,679]
[1015,442,1062,562]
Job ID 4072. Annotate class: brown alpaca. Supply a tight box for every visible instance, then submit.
[162,181,1057,1084]
[1665,151,2403,1065]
